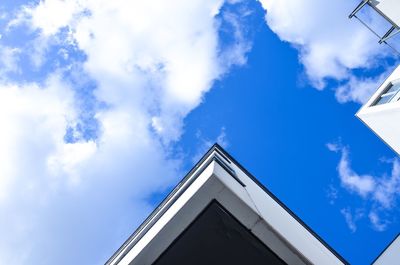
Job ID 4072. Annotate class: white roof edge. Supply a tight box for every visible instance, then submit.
[105,144,348,265]
[373,234,400,265]
[211,150,346,265]
[105,145,223,265]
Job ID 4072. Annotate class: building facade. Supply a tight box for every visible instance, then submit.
[350,1,400,263]
[350,0,400,155]
[356,65,400,155]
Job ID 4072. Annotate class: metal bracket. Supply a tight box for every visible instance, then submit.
[349,0,400,56]
[349,0,369,19]
[379,26,400,44]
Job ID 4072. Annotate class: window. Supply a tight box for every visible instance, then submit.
[373,81,400,106]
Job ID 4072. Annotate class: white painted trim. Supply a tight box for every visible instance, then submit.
[117,160,216,265]
[108,147,346,265]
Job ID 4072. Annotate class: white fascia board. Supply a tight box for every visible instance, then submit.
[113,157,217,265]
[356,65,400,155]
[213,156,345,265]
[373,234,400,265]
[369,0,400,28]
[106,146,347,265]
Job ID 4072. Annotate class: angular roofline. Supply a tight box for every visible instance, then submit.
[371,233,400,264]
[105,144,348,265]
[355,64,400,157]
[356,64,400,116]
[105,144,227,265]
[212,144,348,264]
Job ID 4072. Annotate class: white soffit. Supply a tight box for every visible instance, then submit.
[105,145,347,265]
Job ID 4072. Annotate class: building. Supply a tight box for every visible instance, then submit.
[105,144,400,265]
[349,1,400,264]
[105,144,348,265]
[356,65,400,155]
[350,0,400,155]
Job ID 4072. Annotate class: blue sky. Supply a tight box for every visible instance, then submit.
[0,0,399,264]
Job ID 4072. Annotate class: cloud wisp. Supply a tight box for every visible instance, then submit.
[259,0,396,104]
[328,143,400,232]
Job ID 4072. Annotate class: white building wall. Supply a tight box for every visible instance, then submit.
[356,65,400,155]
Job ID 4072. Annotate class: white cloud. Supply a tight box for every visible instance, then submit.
[335,70,390,104]
[0,46,20,75]
[369,211,389,231]
[17,0,249,142]
[341,207,363,233]
[328,143,400,231]
[0,0,252,264]
[8,0,85,36]
[373,159,400,209]
[327,143,376,197]
[326,184,339,205]
[0,75,76,202]
[47,140,97,185]
[258,0,393,103]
